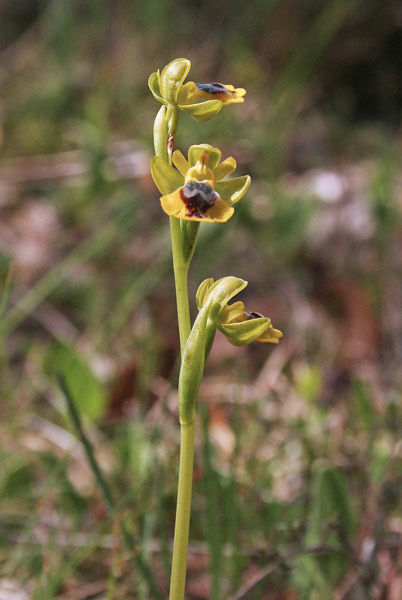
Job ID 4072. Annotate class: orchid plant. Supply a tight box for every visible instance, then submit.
[149,58,282,600]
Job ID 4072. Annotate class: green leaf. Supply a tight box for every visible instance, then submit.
[150,156,183,195]
[353,379,374,432]
[180,100,223,122]
[0,263,13,322]
[306,464,355,545]
[1,459,33,498]
[293,463,355,596]
[215,175,251,205]
[44,342,107,420]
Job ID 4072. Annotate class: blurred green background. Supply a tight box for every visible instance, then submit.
[0,1,401,598]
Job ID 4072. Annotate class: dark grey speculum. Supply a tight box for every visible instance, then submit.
[245,310,264,320]
[196,82,229,95]
[180,181,217,218]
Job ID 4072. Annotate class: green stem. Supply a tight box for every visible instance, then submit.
[169,423,195,600]
[169,215,191,357]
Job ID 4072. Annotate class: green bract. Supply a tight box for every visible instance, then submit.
[178,276,248,425]
[178,306,209,425]
[153,106,169,161]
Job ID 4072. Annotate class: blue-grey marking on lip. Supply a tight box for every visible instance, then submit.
[196,83,229,95]
[180,181,217,218]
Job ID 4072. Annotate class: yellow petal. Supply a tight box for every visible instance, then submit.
[205,197,234,223]
[219,301,245,324]
[222,97,245,105]
[172,150,190,176]
[160,188,183,217]
[258,327,283,344]
[219,85,246,105]
[214,157,237,181]
[177,81,198,105]
[223,85,246,97]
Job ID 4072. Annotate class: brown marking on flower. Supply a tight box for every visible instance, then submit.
[245,310,264,320]
[168,133,174,152]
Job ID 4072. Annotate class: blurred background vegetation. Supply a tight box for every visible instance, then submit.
[0,1,401,598]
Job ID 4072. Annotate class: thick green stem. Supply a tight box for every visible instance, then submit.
[169,423,195,600]
[153,104,197,599]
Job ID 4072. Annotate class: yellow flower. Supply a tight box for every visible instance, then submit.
[149,58,246,122]
[197,277,283,346]
[150,144,250,223]
[191,83,246,105]
[218,303,283,346]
